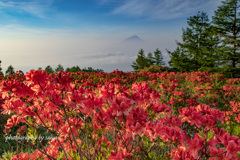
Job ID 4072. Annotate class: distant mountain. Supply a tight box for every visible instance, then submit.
[124,35,143,42]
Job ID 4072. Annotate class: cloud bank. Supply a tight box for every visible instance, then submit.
[0,25,172,73]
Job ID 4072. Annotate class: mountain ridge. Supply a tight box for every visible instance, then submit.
[124,35,143,42]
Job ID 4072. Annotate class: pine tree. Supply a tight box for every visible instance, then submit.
[212,0,240,77]
[55,64,64,73]
[147,52,155,65]
[0,60,2,75]
[131,49,150,71]
[81,67,104,73]
[45,65,54,74]
[5,65,15,76]
[168,47,194,72]
[168,11,220,72]
[154,48,165,66]
[66,66,81,72]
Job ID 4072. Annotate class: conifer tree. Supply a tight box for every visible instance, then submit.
[168,11,220,72]
[45,65,54,74]
[55,64,64,73]
[131,49,151,71]
[132,48,166,71]
[168,47,193,72]
[5,65,15,76]
[66,66,81,72]
[154,48,165,66]
[212,0,240,77]
[0,60,2,74]
[147,52,155,66]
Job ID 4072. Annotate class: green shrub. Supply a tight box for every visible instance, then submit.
[140,65,168,73]
[1,150,16,160]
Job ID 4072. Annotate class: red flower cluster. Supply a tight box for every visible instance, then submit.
[0,70,239,159]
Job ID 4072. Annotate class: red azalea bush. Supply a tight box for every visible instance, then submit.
[0,70,240,159]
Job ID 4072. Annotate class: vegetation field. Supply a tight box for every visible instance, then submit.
[0,70,240,159]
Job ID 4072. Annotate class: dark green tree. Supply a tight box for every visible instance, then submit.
[95,68,104,73]
[212,0,240,77]
[147,52,155,65]
[154,48,165,65]
[45,65,54,74]
[66,66,81,72]
[55,64,64,73]
[0,60,2,75]
[168,47,192,72]
[168,11,221,72]
[132,48,166,71]
[81,67,104,73]
[131,49,151,71]
[5,65,15,76]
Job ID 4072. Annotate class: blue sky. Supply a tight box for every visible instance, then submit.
[0,0,221,73]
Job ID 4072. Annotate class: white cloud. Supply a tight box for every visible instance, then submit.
[110,0,221,19]
[97,0,125,6]
[0,0,54,18]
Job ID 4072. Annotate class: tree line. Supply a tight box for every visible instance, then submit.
[41,64,104,74]
[132,0,240,78]
[0,63,104,77]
